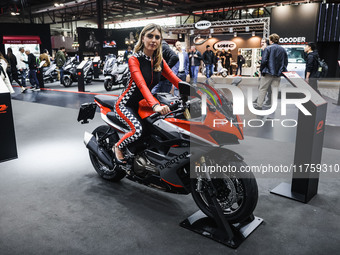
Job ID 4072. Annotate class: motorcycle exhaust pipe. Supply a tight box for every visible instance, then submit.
[84,132,114,169]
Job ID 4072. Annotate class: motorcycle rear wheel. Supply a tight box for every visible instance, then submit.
[190,160,258,224]
[89,125,126,182]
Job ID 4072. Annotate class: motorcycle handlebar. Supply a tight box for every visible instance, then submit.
[149,101,182,120]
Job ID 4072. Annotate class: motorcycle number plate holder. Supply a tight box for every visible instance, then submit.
[78,102,97,124]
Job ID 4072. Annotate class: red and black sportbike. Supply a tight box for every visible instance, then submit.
[78,81,258,224]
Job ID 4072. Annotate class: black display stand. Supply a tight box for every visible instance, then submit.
[0,90,18,162]
[180,180,263,248]
[37,68,44,89]
[93,57,101,79]
[77,60,87,92]
[335,85,340,106]
[271,72,328,203]
[335,61,340,105]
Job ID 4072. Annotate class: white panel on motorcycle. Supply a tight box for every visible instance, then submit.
[77,102,97,124]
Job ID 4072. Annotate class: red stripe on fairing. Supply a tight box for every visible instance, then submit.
[162,179,184,188]
[115,80,137,147]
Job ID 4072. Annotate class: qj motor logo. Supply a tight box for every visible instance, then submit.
[200,85,312,128]
[0,104,8,114]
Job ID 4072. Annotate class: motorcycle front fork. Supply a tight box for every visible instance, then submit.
[196,156,214,194]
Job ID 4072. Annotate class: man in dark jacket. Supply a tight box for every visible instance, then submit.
[304,42,320,92]
[255,33,288,109]
[24,50,40,91]
[203,45,215,78]
[56,47,66,85]
[151,40,179,94]
[188,45,202,84]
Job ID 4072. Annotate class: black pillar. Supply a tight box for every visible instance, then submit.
[96,0,104,29]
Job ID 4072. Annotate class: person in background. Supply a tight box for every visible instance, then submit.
[171,41,189,96]
[188,45,202,85]
[39,49,51,67]
[6,48,26,93]
[0,56,15,94]
[123,46,133,63]
[304,42,320,93]
[151,40,179,94]
[236,50,244,76]
[23,49,40,91]
[255,33,288,110]
[16,47,28,89]
[203,45,215,79]
[55,47,66,85]
[225,49,233,75]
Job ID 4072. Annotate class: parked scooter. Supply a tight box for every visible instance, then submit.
[103,55,130,91]
[202,61,228,77]
[42,61,58,83]
[78,79,258,225]
[62,57,94,87]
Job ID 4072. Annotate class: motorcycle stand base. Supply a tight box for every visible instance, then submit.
[180,210,263,249]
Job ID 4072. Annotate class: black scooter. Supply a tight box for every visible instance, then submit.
[62,57,94,87]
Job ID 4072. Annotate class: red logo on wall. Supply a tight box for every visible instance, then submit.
[316,120,324,134]
[0,104,8,114]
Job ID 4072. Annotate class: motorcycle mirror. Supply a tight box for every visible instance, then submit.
[178,82,200,98]
[231,77,242,86]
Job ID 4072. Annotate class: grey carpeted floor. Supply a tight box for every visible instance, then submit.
[0,100,339,255]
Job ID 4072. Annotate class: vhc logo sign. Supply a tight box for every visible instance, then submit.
[213,41,237,51]
[194,20,212,30]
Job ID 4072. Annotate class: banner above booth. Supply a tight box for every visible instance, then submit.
[3,36,41,44]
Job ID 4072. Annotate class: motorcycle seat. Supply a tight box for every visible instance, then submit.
[94,95,117,109]
[106,112,129,130]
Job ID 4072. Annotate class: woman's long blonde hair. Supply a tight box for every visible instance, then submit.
[134,23,163,72]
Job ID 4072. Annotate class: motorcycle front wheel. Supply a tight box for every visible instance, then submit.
[63,75,73,87]
[104,79,113,91]
[89,125,126,182]
[190,160,258,224]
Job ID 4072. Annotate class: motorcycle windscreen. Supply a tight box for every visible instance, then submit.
[188,80,243,179]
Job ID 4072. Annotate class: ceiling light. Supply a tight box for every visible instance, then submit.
[252,31,256,36]
[210,28,214,34]
[198,34,201,38]
[189,29,194,35]
[229,27,233,33]
[209,34,212,38]
[54,3,60,7]
[234,32,237,37]
[245,26,250,32]
[179,34,182,39]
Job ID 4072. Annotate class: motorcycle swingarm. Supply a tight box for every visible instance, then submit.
[77,102,97,124]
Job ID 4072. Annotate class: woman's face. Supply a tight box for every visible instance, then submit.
[142,29,161,52]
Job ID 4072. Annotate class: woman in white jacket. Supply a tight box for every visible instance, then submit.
[0,53,15,94]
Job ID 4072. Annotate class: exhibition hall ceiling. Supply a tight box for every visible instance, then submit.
[0,0,323,24]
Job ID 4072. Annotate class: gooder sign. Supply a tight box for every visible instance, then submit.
[195,20,212,30]
[214,41,237,51]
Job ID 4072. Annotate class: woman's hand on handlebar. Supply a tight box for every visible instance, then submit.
[153,104,170,115]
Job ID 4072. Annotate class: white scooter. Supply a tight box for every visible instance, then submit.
[103,55,130,91]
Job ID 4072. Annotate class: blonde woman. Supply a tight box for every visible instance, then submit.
[114,23,181,163]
